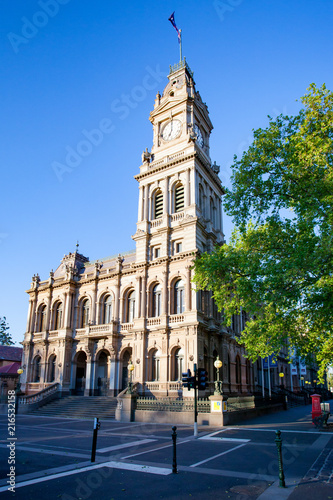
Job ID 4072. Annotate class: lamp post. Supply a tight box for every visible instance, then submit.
[15,368,24,414]
[128,360,134,394]
[279,372,285,390]
[214,356,223,395]
[300,376,304,388]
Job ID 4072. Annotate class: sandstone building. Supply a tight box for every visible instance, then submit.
[21,60,256,398]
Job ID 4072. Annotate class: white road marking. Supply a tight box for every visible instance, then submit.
[226,427,328,435]
[97,439,156,453]
[105,461,171,475]
[190,443,248,467]
[0,460,171,492]
[122,438,192,459]
[200,436,250,443]
[0,444,89,459]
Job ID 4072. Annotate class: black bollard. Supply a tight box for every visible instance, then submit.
[91,417,101,463]
[172,426,178,474]
[275,430,286,488]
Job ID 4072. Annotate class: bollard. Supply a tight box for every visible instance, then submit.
[91,417,101,463]
[172,426,178,474]
[275,430,286,488]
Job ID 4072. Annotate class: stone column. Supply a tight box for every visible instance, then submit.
[26,300,33,333]
[190,168,195,206]
[185,265,192,311]
[141,274,147,318]
[164,177,169,215]
[138,185,144,221]
[219,198,223,233]
[136,276,142,318]
[85,354,93,396]
[144,184,150,220]
[185,169,190,207]
[64,292,72,329]
[162,270,168,315]
[46,288,53,331]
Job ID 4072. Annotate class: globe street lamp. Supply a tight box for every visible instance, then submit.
[15,368,24,414]
[300,376,304,388]
[128,360,135,394]
[279,372,285,390]
[214,356,223,395]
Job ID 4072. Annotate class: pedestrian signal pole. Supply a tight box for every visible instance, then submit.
[193,363,198,437]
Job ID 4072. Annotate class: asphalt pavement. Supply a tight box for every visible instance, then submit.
[0,400,332,499]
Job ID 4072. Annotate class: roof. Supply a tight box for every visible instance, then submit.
[0,346,23,362]
[0,362,21,375]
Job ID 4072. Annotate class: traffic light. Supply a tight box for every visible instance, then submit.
[182,369,191,390]
[182,369,196,390]
[198,368,208,390]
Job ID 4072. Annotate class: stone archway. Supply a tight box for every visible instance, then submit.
[75,351,87,395]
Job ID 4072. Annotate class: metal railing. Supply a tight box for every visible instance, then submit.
[136,397,210,413]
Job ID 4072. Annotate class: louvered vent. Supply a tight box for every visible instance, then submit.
[155,191,163,219]
[175,185,184,212]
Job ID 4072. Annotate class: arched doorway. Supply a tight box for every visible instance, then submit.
[75,352,87,395]
[96,351,108,395]
[48,355,56,383]
[121,350,131,391]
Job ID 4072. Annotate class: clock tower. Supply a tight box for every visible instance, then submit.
[133,58,225,265]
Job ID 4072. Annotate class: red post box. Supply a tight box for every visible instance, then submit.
[311,394,322,420]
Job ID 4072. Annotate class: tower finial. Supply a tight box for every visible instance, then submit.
[76,241,79,252]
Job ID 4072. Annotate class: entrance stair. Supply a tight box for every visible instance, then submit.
[30,396,118,420]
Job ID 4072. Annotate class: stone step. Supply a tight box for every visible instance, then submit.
[29,396,118,420]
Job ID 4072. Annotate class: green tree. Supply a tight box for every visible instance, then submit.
[0,317,14,345]
[193,84,333,380]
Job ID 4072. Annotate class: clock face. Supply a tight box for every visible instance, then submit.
[161,119,182,141]
[194,124,204,148]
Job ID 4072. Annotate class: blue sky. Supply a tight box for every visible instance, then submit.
[1,0,333,345]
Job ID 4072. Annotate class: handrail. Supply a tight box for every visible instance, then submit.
[18,383,60,405]
[117,382,139,398]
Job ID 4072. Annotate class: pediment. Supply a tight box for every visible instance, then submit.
[150,97,188,122]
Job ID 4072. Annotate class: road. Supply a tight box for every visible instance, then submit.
[0,402,332,499]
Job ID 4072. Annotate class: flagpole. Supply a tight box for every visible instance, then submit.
[179,29,182,63]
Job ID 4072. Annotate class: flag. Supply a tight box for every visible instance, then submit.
[168,12,181,43]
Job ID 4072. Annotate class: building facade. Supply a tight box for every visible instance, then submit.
[21,60,257,398]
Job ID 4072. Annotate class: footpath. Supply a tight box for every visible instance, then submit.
[235,399,333,499]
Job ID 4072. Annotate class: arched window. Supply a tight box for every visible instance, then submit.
[174,279,185,314]
[152,284,162,317]
[81,299,90,327]
[210,197,217,226]
[241,310,246,331]
[236,356,241,385]
[48,355,56,382]
[127,291,135,323]
[174,184,184,212]
[204,346,209,375]
[103,295,112,324]
[199,184,204,214]
[174,348,184,381]
[246,359,251,386]
[54,302,63,330]
[151,349,160,381]
[154,190,163,219]
[227,354,231,382]
[38,305,47,332]
[33,356,41,383]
